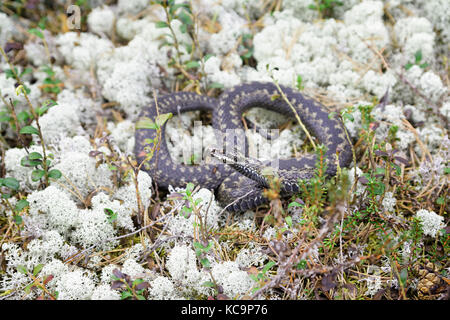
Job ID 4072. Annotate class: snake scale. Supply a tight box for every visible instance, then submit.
[135,82,352,212]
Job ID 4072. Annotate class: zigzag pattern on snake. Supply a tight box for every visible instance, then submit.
[134,82,352,212]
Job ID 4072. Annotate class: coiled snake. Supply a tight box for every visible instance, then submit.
[135,82,352,212]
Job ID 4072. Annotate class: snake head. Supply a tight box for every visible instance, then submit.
[209,147,272,188]
[210,147,316,195]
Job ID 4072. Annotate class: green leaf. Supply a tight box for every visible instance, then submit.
[200,258,210,268]
[0,111,12,123]
[132,279,144,287]
[17,111,30,123]
[15,199,29,212]
[404,62,413,70]
[193,241,204,251]
[185,61,200,69]
[169,3,190,15]
[14,214,23,225]
[185,182,194,196]
[262,261,275,274]
[136,117,158,130]
[181,205,192,216]
[202,281,215,288]
[241,49,253,59]
[392,163,401,176]
[288,201,303,208]
[121,291,133,300]
[28,28,44,39]
[17,265,28,275]
[104,208,117,223]
[343,112,354,122]
[155,21,169,28]
[203,54,214,62]
[296,74,303,90]
[414,50,422,63]
[38,17,48,30]
[1,177,19,190]
[285,216,293,228]
[178,10,193,25]
[20,125,40,135]
[41,99,57,110]
[419,62,429,69]
[328,112,337,119]
[31,169,45,182]
[1,193,11,199]
[5,68,17,79]
[179,23,187,34]
[48,169,62,179]
[28,152,43,160]
[24,282,34,294]
[155,113,173,127]
[242,33,253,41]
[249,274,258,282]
[208,82,224,89]
[296,259,307,270]
[20,68,33,77]
[399,267,408,287]
[33,264,44,276]
[41,65,55,77]
[278,227,288,234]
[444,167,450,174]
[20,156,41,167]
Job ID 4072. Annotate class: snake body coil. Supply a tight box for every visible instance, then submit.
[135,82,352,212]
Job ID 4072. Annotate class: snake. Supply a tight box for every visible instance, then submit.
[135,82,352,212]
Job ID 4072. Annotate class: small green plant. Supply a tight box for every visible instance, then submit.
[1,45,62,188]
[41,66,63,95]
[20,150,62,183]
[152,0,221,93]
[308,0,343,19]
[405,50,429,70]
[0,176,29,224]
[136,113,173,170]
[132,111,172,222]
[250,261,276,293]
[153,1,197,80]
[16,264,57,300]
[239,33,254,64]
[193,240,213,268]
[0,177,20,198]
[104,208,118,224]
[296,74,304,91]
[180,182,213,246]
[298,145,328,206]
[111,269,149,300]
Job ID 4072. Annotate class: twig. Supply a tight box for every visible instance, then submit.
[271,80,317,150]
[251,202,345,299]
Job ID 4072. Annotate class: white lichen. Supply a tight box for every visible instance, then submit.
[416,209,445,238]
